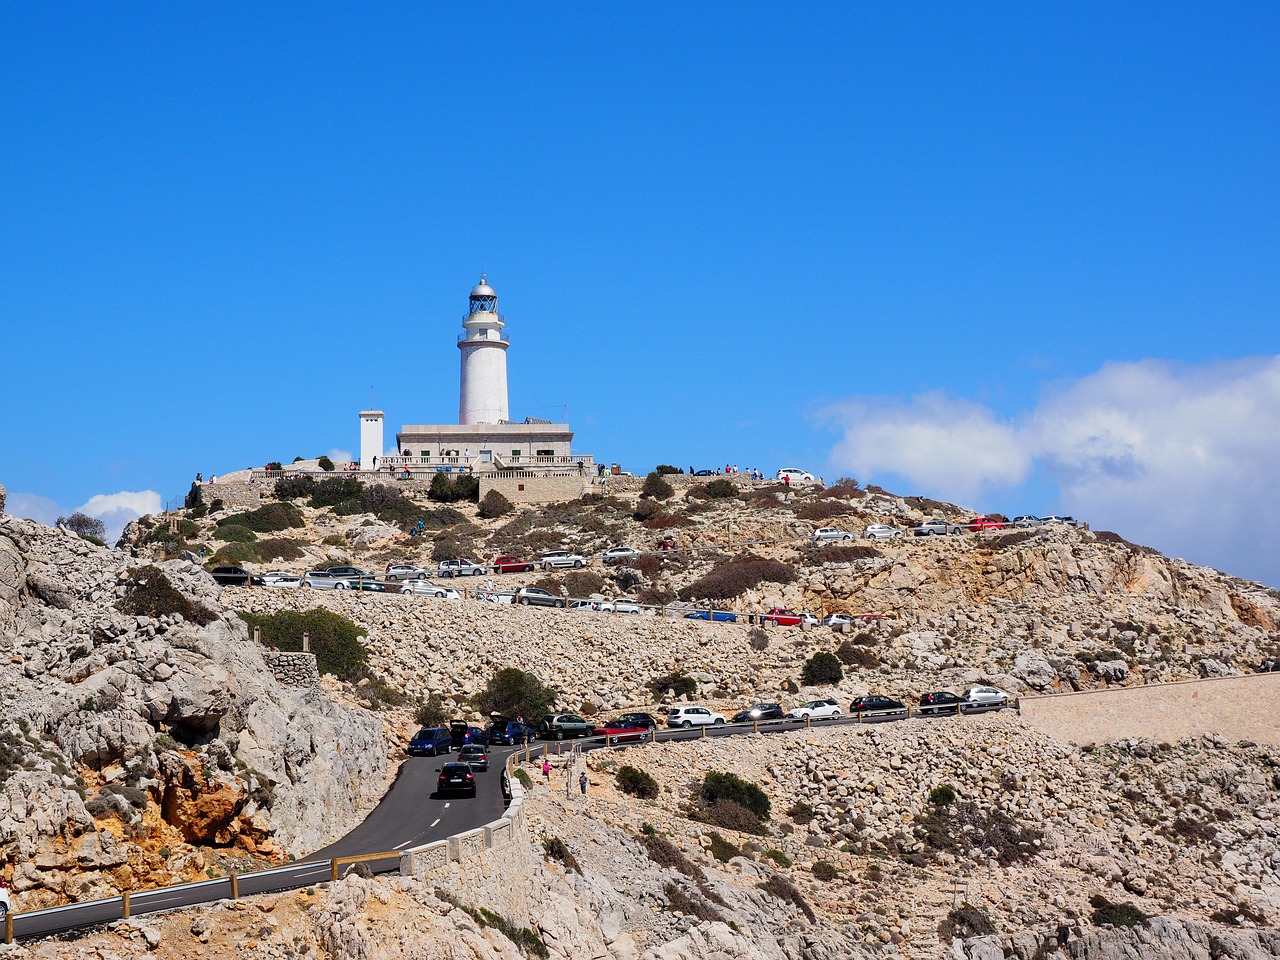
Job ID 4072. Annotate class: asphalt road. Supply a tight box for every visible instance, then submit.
[8,706,1011,942]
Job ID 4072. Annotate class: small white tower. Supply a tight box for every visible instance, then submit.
[457,274,510,424]
[359,410,384,471]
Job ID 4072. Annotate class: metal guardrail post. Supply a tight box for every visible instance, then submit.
[230,873,239,899]
[121,891,130,919]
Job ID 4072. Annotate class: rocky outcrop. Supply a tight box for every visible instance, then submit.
[0,516,388,908]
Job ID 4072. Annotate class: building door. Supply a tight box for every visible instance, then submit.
[480,449,493,463]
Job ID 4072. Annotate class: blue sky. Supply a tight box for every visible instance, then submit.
[3,5,1279,585]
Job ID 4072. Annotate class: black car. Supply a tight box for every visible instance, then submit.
[917,691,962,717]
[211,566,263,586]
[437,762,476,797]
[407,727,453,756]
[449,720,489,749]
[849,695,907,722]
[486,720,537,745]
[613,712,659,731]
[731,703,786,723]
[326,566,371,578]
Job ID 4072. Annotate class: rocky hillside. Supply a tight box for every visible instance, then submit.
[0,516,389,910]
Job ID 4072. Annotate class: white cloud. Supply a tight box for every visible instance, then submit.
[824,392,1031,503]
[6,492,63,527]
[327,449,354,464]
[822,357,1280,586]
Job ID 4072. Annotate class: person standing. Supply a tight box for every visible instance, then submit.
[578,771,588,795]
[542,759,551,781]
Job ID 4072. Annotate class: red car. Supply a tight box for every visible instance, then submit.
[761,607,802,626]
[493,555,536,573]
[964,516,1006,532]
[592,720,651,746]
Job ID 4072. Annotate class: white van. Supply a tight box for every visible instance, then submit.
[775,468,816,483]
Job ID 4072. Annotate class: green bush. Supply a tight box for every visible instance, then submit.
[633,499,662,522]
[655,464,681,475]
[763,849,791,868]
[209,543,258,565]
[117,566,218,625]
[938,904,994,939]
[801,652,843,686]
[237,609,369,681]
[429,473,481,504]
[274,475,317,501]
[542,836,579,873]
[810,861,839,881]
[317,455,335,472]
[616,765,660,799]
[265,461,283,471]
[648,671,697,699]
[707,832,739,862]
[414,694,447,727]
[929,784,956,806]
[641,472,674,501]
[1090,894,1148,927]
[214,524,257,543]
[310,476,363,508]
[217,502,304,533]
[703,478,738,499]
[477,489,513,519]
[701,771,770,821]
[475,668,557,721]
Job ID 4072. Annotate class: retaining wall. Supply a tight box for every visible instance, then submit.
[1018,672,1280,747]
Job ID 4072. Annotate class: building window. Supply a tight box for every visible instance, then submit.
[536,449,554,456]
[511,449,520,456]
[518,484,525,491]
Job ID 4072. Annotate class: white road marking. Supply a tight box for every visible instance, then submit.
[393,839,415,849]
[444,803,451,809]
[430,818,441,828]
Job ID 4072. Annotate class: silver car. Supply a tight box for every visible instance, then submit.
[302,571,347,590]
[385,564,433,581]
[863,524,904,540]
[540,550,587,570]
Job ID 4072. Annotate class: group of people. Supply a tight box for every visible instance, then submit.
[540,758,590,795]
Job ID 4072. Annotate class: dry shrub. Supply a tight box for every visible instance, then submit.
[633,554,664,577]
[811,544,880,564]
[819,484,860,498]
[563,570,606,596]
[758,874,815,922]
[986,530,1035,550]
[639,833,705,881]
[664,883,722,922]
[836,640,880,669]
[679,557,796,601]
[796,500,851,522]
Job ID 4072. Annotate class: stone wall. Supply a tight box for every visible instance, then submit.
[480,474,590,504]
[198,481,262,512]
[261,650,320,687]
[598,472,763,495]
[1018,672,1280,746]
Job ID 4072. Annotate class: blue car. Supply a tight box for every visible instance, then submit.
[407,726,452,756]
[486,720,537,746]
[684,610,737,623]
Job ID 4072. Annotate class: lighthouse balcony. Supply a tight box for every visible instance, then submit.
[457,330,510,345]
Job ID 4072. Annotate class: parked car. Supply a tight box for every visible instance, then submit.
[822,613,857,627]
[438,558,486,577]
[964,516,1007,532]
[385,563,432,581]
[516,587,565,608]
[685,609,738,623]
[731,703,786,723]
[613,712,659,730]
[1040,515,1076,526]
[492,555,536,573]
[762,607,803,626]
[342,576,393,592]
[301,570,344,589]
[910,518,964,537]
[537,713,595,740]
[540,550,587,570]
[811,526,855,542]
[211,566,263,586]
[917,691,962,716]
[436,762,476,797]
[486,720,537,745]
[787,699,842,720]
[457,744,489,771]
[848,695,908,721]
[1011,515,1044,528]
[960,685,1009,713]
[407,726,453,756]
[399,581,461,600]
[602,546,641,565]
[693,469,715,477]
[666,706,727,728]
[260,571,302,588]
[863,524,904,540]
[0,877,12,923]
[326,566,371,579]
[775,468,816,483]
[594,598,641,614]
[449,721,489,749]
[593,719,651,745]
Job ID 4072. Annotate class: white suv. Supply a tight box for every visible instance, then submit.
[666,706,727,728]
[776,468,816,483]
[438,558,487,577]
[540,550,587,570]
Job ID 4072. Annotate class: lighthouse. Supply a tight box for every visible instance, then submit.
[457,274,510,424]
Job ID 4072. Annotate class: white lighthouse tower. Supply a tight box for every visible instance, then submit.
[457,275,510,424]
